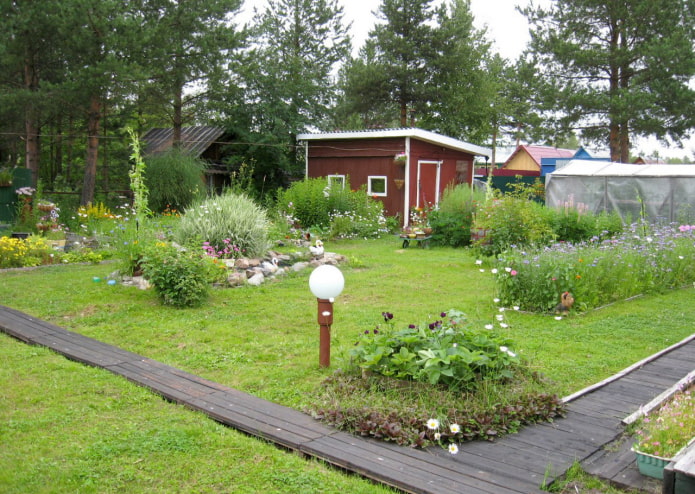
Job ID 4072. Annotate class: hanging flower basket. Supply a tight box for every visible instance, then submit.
[394,152,407,165]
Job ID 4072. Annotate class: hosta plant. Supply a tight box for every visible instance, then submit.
[350,310,520,391]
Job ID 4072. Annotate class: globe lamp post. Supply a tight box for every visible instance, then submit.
[308,265,344,368]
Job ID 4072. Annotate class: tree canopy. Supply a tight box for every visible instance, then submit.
[522,0,695,162]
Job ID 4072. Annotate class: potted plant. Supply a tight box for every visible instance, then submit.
[394,152,407,165]
[632,386,695,480]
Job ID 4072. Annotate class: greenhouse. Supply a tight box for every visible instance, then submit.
[545,160,695,223]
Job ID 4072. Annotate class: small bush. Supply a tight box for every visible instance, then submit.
[428,184,485,247]
[276,178,331,229]
[276,179,388,238]
[145,150,205,213]
[473,185,555,257]
[350,310,520,391]
[140,243,221,308]
[176,192,269,258]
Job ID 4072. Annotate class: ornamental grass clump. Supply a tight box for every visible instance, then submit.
[634,386,695,459]
[492,222,695,312]
[176,192,269,258]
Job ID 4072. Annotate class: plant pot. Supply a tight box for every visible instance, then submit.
[632,448,671,479]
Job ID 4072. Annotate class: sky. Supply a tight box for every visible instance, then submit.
[236,0,693,159]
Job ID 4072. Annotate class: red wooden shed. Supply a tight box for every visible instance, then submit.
[296,128,490,225]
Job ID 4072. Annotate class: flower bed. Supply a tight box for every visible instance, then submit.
[632,383,695,479]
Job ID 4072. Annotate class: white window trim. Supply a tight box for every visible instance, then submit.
[368,175,387,197]
[327,174,346,189]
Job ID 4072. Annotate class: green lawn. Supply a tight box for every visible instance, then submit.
[1,236,693,492]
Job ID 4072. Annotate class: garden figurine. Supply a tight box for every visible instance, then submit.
[554,292,574,315]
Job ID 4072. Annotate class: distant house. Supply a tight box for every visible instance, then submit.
[297,128,490,225]
[142,126,233,192]
[633,156,667,165]
[498,144,576,176]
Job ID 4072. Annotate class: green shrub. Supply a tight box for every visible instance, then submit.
[0,235,56,268]
[140,243,220,308]
[473,186,555,257]
[276,179,389,238]
[428,184,485,247]
[350,310,520,391]
[145,150,205,213]
[548,202,624,244]
[276,178,331,229]
[176,192,269,258]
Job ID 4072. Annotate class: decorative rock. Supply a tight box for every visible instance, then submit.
[227,271,247,286]
[247,272,265,286]
[235,258,250,269]
[291,261,309,272]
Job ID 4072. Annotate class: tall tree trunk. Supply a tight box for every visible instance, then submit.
[172,80,183,148]
[24,48,40,187]
[81,94,101,205]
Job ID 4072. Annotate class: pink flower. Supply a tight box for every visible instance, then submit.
[510,270,517,276]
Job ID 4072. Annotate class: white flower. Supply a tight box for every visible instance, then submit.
[434,432,441,441]
[493,298,500,303]
[491,268,498,274]
[498,307,505,312]
[426,418,440,430]
[500,323,508,328]
[448,444,459,454]
[555,316,563,321]
[507,350,517,358]
[500,346,508,353]
[513,306,520,311]
[450,423,461,434]
[479,269,485,273]
[505,267,512,272]
[485,324,493,330]
[496,314,504,321]
[475,259,482,265]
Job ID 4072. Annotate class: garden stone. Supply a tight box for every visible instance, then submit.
[291,261,309,272]
[227,271,247,287]
[247,272,265,286]
[234,258,250,269]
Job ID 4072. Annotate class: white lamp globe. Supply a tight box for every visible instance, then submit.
[309,265,344,300]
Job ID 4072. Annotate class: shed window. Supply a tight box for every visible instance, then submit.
[368,176,387,197]
[327,175,345,189]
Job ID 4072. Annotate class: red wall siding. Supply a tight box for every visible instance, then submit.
[306,137,476,221]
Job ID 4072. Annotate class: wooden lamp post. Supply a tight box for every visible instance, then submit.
[308,265,344,368]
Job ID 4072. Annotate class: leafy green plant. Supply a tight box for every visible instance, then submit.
[140,242,222,307]
[176,191,270,258]
[428,184,485,247]
[277,177,332,229]
[127,127,151,221]
[145,149,205,213]
[350,310,520,390]
[473,185,555,257]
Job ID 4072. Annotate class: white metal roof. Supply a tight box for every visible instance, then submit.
[296,128,491,158]
[548,159,695,177]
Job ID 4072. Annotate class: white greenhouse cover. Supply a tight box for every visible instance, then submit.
[546,160,695,223]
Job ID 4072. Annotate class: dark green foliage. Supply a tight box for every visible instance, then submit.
[277,178,331,229]
[428,184,485,247]
[522,0,695,161]
[140,244,215,308]
[350,310,520,391]
[145,150,205,213]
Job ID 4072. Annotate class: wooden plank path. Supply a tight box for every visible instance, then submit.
[1,304,694,494]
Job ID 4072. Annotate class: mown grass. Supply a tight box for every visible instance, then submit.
[1,236,694,492]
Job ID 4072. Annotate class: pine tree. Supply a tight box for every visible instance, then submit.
[523,0,695,162]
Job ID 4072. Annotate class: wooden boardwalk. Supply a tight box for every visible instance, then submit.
[1,303,694,494]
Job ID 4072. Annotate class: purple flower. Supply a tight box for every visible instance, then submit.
[382,311,393,321]
[440,312,447,318]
